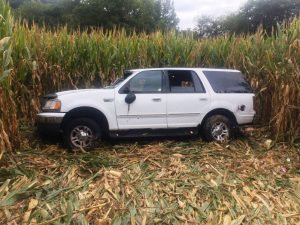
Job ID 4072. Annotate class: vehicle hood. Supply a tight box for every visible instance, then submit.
[56,89,109,97]
[56,88,115,112]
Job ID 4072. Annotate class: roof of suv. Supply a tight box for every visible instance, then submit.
[128,68,240,73]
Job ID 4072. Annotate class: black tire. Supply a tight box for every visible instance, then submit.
[201,115,233,142]
[63,118,101,149]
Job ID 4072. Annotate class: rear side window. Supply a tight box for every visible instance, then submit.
[167,70,205,93]
[203,71,253,93]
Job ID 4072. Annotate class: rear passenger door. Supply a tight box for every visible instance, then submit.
[166,70,210,128]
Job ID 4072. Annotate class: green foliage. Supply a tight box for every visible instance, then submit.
[0,1,17,156]
[157,0,179,31]
[15,0,80,27]
[195,16,223,38]
[12,0,178,32]
[0,0,13,84]
[196,0,300,37]
[235,0,300,33]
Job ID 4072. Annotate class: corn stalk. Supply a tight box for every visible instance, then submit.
[0,2,299,152]
[0,0,14,159]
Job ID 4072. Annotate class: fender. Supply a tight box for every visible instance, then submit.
[58,90,118,130]
[197,96,238,124]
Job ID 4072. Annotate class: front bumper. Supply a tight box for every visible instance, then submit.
[37,112,66,135]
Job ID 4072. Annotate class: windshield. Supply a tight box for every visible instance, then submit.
[104,78,124,89]
[104,70,134,89]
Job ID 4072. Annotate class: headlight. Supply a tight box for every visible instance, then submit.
[42,99,61,112]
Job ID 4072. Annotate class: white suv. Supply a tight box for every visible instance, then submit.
[37,68,256,148]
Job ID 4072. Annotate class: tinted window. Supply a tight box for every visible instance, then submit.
[167,70,205,93]
[203,71,253,93]
[128,70,163,93]
[191,71,206,93]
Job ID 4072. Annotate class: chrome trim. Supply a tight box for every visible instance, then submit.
[37,113,65,124]
[70,125,94,148]
[152,98,162,102]
[211,122,229,143]
[117,113,201,119]
[167,113,201,117]
[103,98,114,102]
[37,116,63,124]
[118,114,165,119]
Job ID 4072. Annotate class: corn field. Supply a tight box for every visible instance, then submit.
[0,1,299,224]
[0,0,300,156]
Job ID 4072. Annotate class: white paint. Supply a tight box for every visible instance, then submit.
[39,68,255,132]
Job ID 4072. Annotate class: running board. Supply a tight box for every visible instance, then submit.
[109,128,199,138]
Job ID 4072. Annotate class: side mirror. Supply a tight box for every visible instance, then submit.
[125,91,136,104]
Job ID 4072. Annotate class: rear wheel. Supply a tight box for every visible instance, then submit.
[63,118,101,149]
[202,115,233,143]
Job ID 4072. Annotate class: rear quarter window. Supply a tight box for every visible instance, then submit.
[203,71,253,93]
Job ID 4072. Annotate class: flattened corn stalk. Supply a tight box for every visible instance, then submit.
[0,1,300,153]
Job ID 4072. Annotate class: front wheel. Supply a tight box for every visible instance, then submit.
[63,118,101,149]
[202,115,233,143]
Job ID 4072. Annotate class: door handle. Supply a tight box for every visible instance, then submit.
[152,98,162,102]
[199,98,208,101]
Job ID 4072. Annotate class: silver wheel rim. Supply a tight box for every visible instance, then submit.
[70,125,94,148]
[211,122,229,143]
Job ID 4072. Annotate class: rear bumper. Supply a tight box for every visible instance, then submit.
[236,112,256,125]
[237,114,260,128]
[37,113,65,135]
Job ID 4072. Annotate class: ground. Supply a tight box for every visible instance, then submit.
[0,132,299,225]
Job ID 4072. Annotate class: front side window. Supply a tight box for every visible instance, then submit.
[167,70,205,93]
[126,70,163,93]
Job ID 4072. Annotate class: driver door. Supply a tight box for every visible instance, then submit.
[115,70,167,130]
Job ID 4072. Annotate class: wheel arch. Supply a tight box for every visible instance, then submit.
[200,108,238,128]
[61,107,109,134]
